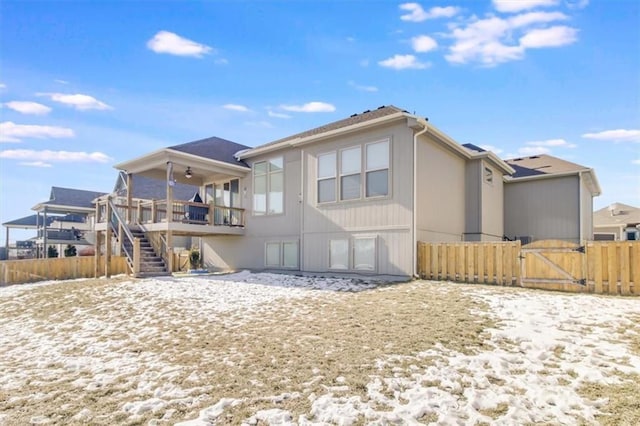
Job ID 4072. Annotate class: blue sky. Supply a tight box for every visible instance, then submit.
[1,0,639,243]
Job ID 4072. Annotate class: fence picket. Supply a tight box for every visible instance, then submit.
[0,256,128,285]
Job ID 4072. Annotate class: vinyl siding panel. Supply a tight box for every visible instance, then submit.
[504,175,580,242]
[480,160,504,241]
[416,134,466,242]
[580,177,594,241]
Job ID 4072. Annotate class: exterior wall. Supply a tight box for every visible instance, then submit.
[464,159,504,242]
[301,121,414,276]
[480,160,504,241]
[416,134,466,242]
[504,175,580,243]
[202,120,417,277]
[593,225,622,240]
[202,147,301,271]
[580,177,594,240]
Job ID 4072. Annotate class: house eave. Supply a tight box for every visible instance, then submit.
[238,112,410,159]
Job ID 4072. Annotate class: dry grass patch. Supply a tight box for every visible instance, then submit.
[0,278,489,425]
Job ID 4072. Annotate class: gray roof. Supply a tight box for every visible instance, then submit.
[594,203,640,227]
[115,172,199,201]
[42,187,108,209]
[169,136,251,168]
[3,214,56,228]
[505,154,590,178]
[256,105,409,149]
[462,143,487,154]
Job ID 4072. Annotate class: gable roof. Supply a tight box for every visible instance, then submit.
[114,171,199,201]
[169,136,251,168]
[505,154,589,178]
[2,214,56,228]
[462,143,486,153]
[594,203,640,227]
[33,186,107,211]
[256,105,408,150]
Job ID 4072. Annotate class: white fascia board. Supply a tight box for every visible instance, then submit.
[238,112,408,160]
[469,151,515,175]
[114,149,250,175]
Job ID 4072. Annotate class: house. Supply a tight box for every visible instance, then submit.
[593,202,640,241]
[2,186,108,259]
[503,154,601,244]
[103,106,513,278]
[2,215,55,259]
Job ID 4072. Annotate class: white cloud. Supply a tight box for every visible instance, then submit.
[0,149,111,163]
[244,120,273,128]
[348,81,379,92]
[525,138,577,148]
[0,122,74,143]
[147,31,213,58]
[0,83,6,89]
[4,101,52,115]
[412,35,438,52]
[54,79,69,85]
[215,58,229,65]
[38,93,112,110]
[399,3,460,22]
[520,26,578,48]
[565,0,589,10]
[267,110,292,119]
[223,104,250,112]
[445,12,576,66]
[518,146,551,156]
[632,159,640,165]
[582,129,640,143]
[379,54,430,70]
[479,144,504,154]
[280,102,336,113]
[493,0,558,13]
[19,161,53,168]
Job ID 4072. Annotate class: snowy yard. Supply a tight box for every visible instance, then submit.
[1,272,639,425]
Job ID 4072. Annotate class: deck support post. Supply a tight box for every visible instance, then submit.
[126,173,133,225]
[166,231,173,273]
[95,231,102,278]
[105,197,112,278]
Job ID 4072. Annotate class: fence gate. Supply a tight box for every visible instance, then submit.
[521,239,586,291]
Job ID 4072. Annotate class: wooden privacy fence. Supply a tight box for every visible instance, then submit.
[0,256,128,286]
[418,240,640,296]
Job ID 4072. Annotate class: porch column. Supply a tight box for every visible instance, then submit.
[105,197,112,277]
[166,162,174,223]
[36,212,40,258]
[166,230,174,273]
[4,227,9,260]
[42,206,48,258]
[94,231,102,277]
[126,173,133,224]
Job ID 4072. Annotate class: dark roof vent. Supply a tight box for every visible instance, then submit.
[362,109,371,114]
[377,105,386,109]
[529,155,540,159]
[350,113,358,117]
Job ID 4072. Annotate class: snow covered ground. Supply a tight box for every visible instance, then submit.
[1,272,638,425]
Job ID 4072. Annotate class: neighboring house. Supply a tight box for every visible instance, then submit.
[593,202,640,241]
[105,106,513,277]
[3,186,108,259]
[2,215,55,259]
[503,154,601,244]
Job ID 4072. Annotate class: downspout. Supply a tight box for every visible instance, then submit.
[300,149,305,271]
[412,119,429,278]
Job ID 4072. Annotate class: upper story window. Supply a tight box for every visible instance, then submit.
[253,157,284,215]
[317,139,389,204]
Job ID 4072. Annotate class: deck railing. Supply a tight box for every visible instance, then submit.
[96,199,245,228]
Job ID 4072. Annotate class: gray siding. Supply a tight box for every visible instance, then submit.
[580,177,594,240]
[416,134,466,242]
[504,175,580,243]
[480,160,504,241]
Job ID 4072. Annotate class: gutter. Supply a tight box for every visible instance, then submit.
[412,119,429,278]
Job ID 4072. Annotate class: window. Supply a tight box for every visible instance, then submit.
[265,242,281,267]
[366,141,389,197]
[329,237,377,272]
[329,239,349,270]
[354,237,376,271]
[484,167,493,185]
[254,157,284,215]
[318,152,336,203]
[317,139,389,204]
[265,241,299,268]
[340,147,361,200]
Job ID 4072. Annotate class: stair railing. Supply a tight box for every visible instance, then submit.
[108,197,140,275]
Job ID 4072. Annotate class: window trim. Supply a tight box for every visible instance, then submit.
[317,151,337,204]
[328,236,377,273]
[316,138,391,205]
[253,156,284,216]
[264,240,299,269]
